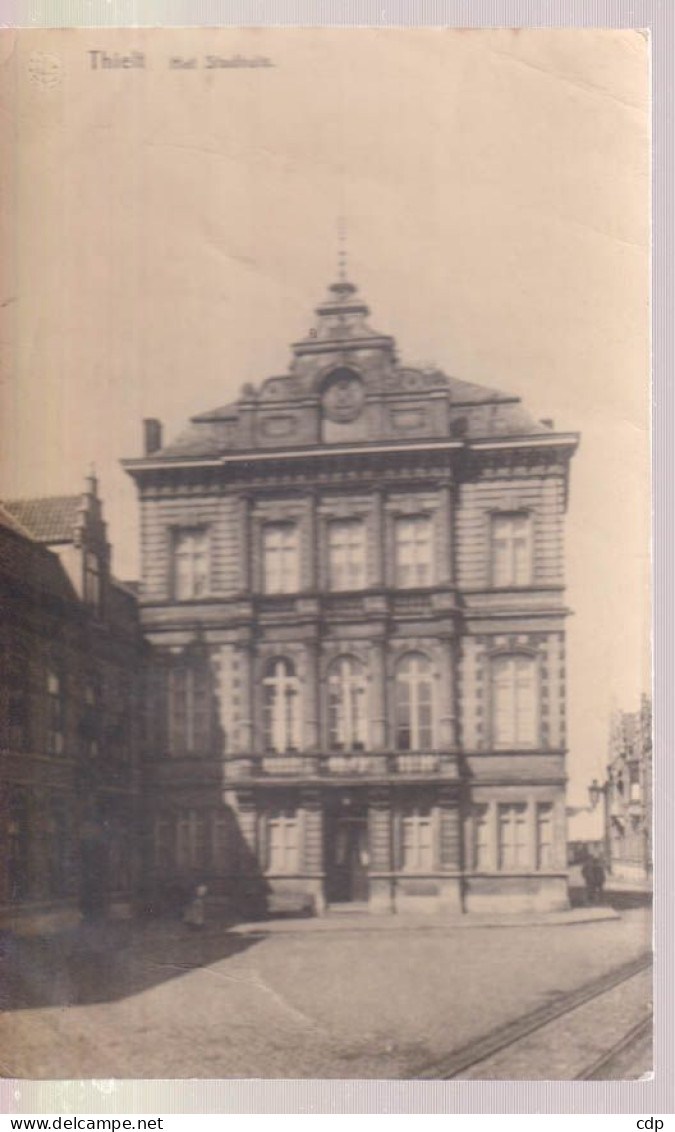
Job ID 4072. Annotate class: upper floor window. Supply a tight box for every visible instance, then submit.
[263,658,301,753]
[267,807,300,873]
[168,665,211,755]
[492,654,538,749]
[83,678,102,757]
[263,523,299,594]
[491,513,532,587]
[328,657,367,750]
[173,529,210,601]
[3,636,29,750]
[47,667,65,755]
[328,519,366,591]
[395,652,433,750]
[401,800,433,871]
[84,551,102,610]
[395,516,433,587]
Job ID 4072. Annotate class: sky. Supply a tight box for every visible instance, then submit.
[0,27,650,802]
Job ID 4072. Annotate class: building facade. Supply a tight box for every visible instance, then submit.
[0,479,144,935]
[125,274,578,915]
[604,696,652,881]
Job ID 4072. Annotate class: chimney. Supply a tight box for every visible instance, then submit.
[85,464,98,497]
[143,418,162,456]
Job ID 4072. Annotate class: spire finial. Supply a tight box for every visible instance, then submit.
[337,215,348,283]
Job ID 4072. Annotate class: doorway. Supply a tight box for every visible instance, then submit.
[325,802,370,904]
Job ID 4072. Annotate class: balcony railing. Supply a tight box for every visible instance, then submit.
[224,749,457,780]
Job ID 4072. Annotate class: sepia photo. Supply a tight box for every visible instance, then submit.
[0,26,651,1084]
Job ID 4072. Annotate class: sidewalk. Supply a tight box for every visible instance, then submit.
[231,905,620,935]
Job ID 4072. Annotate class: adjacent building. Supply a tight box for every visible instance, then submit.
[124,272,579,915]
[604,696,652,881]
[0,478,144,935]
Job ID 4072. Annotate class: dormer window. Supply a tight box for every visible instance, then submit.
[173,529,210,601]
[84,551,102,610]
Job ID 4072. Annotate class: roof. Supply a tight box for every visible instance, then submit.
[0,502,33,537]
[3,495,82,543]
[126,274,567,466]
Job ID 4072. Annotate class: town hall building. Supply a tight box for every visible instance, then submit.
[124,270,579,916]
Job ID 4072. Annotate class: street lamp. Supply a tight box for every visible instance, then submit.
[588,778,603,809]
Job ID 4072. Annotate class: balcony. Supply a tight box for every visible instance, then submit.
[224,749,459,781]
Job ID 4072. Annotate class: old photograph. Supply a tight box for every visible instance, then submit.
[0,27,651,1081]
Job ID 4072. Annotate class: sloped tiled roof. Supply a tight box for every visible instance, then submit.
[3,495,82,543]
[0,502,33,537]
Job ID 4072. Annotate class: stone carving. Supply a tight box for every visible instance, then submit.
[322,370,365,423]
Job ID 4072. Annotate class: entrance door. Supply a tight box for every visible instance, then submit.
[325,808,369,904]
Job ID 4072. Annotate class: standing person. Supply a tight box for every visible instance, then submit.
[183,884,208,929]
[581,852,599,905]
[592,856,606,904]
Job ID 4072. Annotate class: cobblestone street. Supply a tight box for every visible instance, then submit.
[1,908,651,1080]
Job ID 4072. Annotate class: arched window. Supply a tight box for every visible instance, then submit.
[328,657,367,750]
[263,658,301,753]
[395,653,433,750]
[492,654,538,748]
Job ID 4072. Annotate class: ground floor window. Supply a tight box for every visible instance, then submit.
[8,791,30,900]
[473,804,491,870]
[267,808,299,873]
[498,803,528,869]
[473,800,557,872]
[400,801,433,871]
[47,804,68,898]
[536,803,554,869]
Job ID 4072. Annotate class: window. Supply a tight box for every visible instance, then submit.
[267,808,299,873]
[492,655,538,748]
[82,679,101,757]
[629,763,641,802]
[47,805,68,897]
[84,551,102,610]
[8,792,30,900]
[153,817,174,871]
[395,516,433,587]
[491,513,532,587]
[173,529,210,601]
[168,664,211,755]
[498,803,528,869]
[263,523,300,594]
[263,658,302,753]
[395,653,433,750]
[328,657,367,750]
[536,803,554,869]
[328,520,366,590]
[401,802,433,871]
[4,638,28,750]
[474,804,491,870]
[176,810,209,871]
[47,667,65,755]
